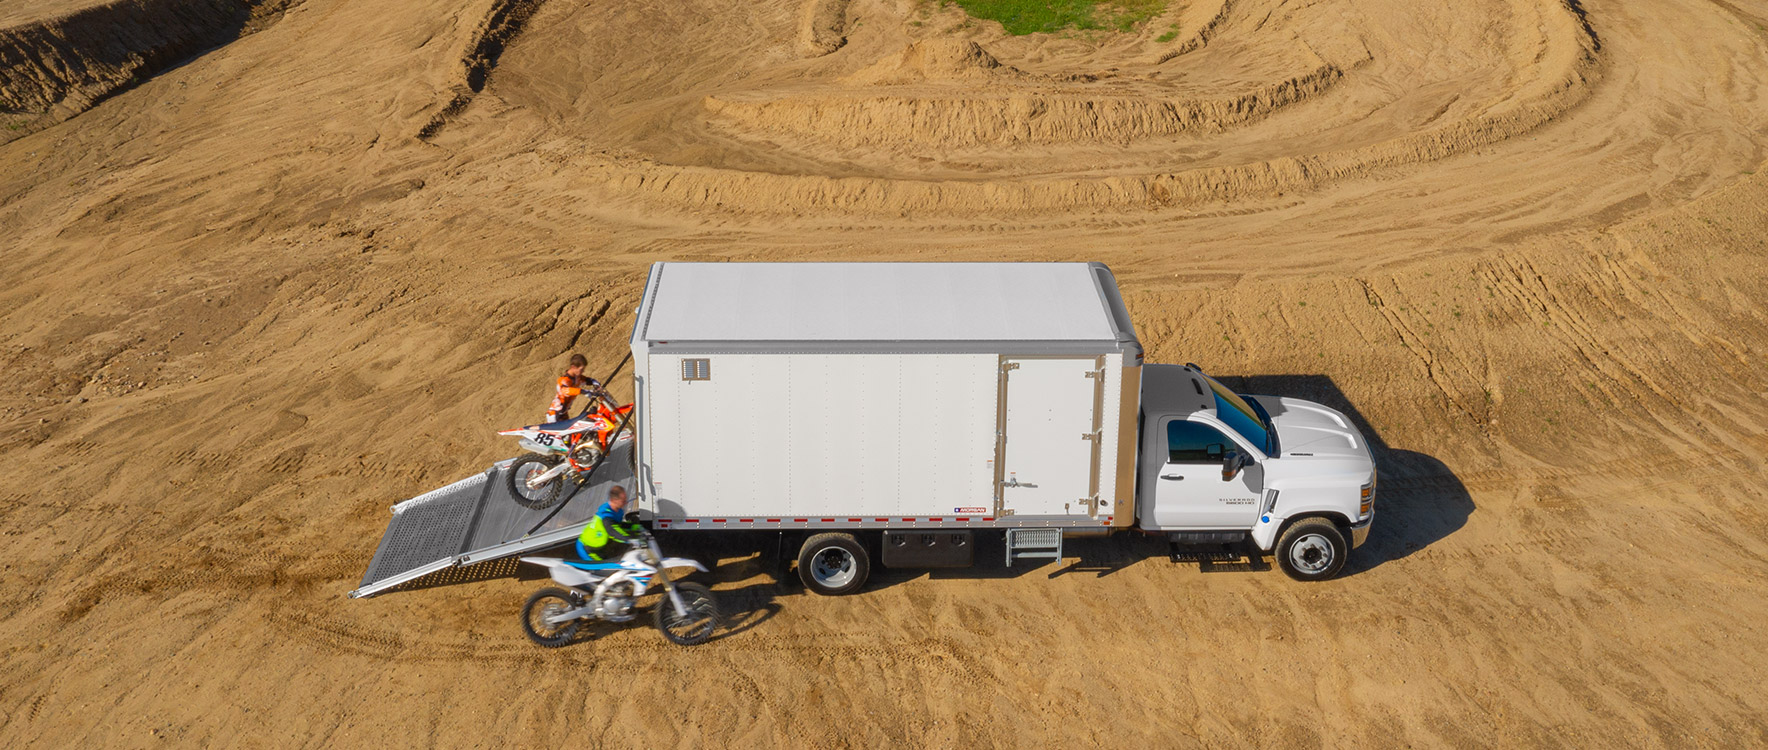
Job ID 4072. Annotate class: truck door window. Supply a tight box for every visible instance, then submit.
[1167,420,1235,463]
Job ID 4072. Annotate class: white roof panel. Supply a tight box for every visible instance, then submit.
[638,263,1123,342]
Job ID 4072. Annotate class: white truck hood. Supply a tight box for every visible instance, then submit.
[1250,396,1373,462]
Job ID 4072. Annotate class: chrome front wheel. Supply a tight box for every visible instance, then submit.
[1276,519,1349,582]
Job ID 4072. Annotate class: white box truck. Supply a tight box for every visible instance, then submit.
[628,262,1375,594]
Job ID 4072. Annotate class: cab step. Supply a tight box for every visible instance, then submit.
[1168,545,1243,563]
[1167,532,1268,571]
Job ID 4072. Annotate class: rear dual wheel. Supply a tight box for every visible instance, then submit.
[797,532,870,596]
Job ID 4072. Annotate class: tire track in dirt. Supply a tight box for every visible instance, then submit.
[1354,277,1490,430]
[55,547,366,623]
[1472,248,1729,429]
[1150,0,1231,63]
[416,0,550,140]
[705,61,1342,150]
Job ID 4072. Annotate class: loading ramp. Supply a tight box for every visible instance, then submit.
[351,443,634,598]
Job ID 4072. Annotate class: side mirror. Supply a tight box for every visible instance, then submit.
[1221,452,1249,481]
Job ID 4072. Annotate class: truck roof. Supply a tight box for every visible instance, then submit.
[633,262,1138,347]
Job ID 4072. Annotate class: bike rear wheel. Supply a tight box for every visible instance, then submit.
[521,588,582,648]
[507,454,564,509]
[654,582,721,646]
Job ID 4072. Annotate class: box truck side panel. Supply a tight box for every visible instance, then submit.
[645,353,997,520]
[893,354,999,515]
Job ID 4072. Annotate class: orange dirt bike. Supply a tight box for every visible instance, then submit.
[498,393,635,509]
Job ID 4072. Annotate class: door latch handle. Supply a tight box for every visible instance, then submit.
[1160,474,1184,481]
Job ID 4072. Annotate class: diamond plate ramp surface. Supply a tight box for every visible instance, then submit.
[353,443,636,597]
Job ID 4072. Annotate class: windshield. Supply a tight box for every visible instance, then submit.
[1202,374,1276,455]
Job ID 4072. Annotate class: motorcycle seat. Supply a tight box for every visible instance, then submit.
[564,559,627,571]
[530,416,599,435]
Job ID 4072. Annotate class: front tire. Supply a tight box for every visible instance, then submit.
[1276,518,1349,581]
[797,532,870,596]
[507,454,564,510]
[521,587,582,647]
[654,582,721,645]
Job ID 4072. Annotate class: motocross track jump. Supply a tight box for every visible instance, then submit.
[4,0,1768,746]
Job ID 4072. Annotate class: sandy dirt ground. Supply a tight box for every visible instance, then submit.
[3,0,1768,746]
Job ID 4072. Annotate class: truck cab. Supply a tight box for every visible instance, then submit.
[1137,364,1376,580]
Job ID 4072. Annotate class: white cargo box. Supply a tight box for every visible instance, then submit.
[628,263,1144,531]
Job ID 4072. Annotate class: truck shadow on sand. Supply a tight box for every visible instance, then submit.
[885,373,1475,585]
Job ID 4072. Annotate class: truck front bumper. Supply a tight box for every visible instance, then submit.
[1349,517,1372,549]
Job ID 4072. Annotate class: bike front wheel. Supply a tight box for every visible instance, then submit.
[653,582,721,646]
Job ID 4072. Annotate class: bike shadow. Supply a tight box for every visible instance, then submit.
[658,532,788,642]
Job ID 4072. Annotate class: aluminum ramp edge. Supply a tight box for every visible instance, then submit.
[349,523,592,598]
[348,557,458,599]
[460,524,590,565]
[351,448,633,599]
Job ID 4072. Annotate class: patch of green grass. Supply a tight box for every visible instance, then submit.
[950,0,1167,36]
[1156,24,1180,42]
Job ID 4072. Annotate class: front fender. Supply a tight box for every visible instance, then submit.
[658,557,708,573]
[1250,495,1362,551]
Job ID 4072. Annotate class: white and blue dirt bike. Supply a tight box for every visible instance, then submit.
[518,525,721,647]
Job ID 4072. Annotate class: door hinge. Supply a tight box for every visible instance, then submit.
[1001,362,1020,372]
[1080,430,1101,441]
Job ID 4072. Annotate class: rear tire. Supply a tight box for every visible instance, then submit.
[654,582,721,645]
[1276,518,1348,581]
[797,532,870,596]
[507,454,563,510]
[521,587,582,647]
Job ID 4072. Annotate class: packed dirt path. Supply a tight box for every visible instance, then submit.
[3,0,1768,746]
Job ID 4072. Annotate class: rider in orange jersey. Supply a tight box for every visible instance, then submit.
[546,353,601,423]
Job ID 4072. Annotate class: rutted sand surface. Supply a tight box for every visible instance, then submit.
[2,0,1768,746]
